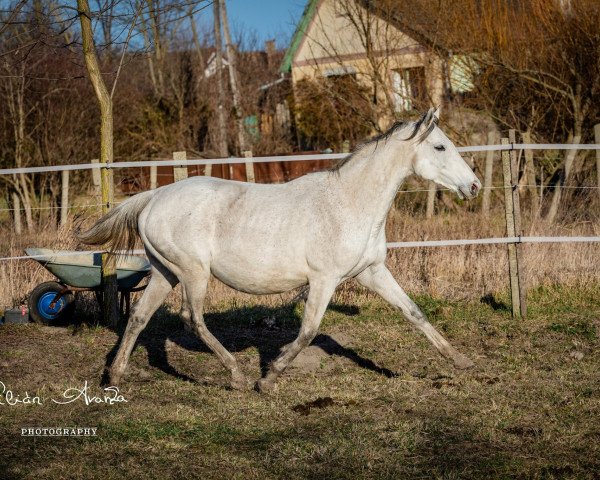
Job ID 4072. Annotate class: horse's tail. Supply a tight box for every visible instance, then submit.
[77,190,155,254]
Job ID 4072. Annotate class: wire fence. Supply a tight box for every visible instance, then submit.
[1,142,599,267]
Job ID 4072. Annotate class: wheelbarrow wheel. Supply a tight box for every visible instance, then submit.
[28,281,75,325]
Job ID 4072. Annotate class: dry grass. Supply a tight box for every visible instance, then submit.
[0,284,599,479]
[1,204,599,312]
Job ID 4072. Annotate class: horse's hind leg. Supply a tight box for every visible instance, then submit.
[256,278,337,393]
[181,272,249,390]
[356,264,474,369]
[104,265,176,386]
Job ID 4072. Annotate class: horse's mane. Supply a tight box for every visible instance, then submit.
[329,111,438,172]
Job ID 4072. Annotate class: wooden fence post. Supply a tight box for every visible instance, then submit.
[546,133,581,223]
[594,124,600,201]
[521,131,539,216]
[244,150,255,183]
[426,182,436,219]
[173,151,188,182]
[91,159,101,203]
[60,170,69,226]
[481,130,495,216]
[502,134,526,318]
[150,165,157,190]
[12,192,22,235]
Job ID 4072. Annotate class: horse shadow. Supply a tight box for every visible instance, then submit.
[100,301,398,386]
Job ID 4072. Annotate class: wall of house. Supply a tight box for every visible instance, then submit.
[290,0,445,117]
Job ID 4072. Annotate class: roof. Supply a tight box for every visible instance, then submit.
[279,0,450,73]
[279,0,319,73]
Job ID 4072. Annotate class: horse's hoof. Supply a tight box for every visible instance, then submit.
[101,370,120,387]
[254,378,276,394]
[230,374,250,391]
[453,354,475,369]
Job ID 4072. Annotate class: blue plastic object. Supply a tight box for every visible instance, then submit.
[37,292,66,320]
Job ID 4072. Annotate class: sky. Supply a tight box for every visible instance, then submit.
[202,0,307,50]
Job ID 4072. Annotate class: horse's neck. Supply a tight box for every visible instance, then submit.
[335,141,413,223]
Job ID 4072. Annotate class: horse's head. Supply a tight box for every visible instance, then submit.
[409,108,481,199]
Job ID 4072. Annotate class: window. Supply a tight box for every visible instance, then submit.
[391,67,427,112]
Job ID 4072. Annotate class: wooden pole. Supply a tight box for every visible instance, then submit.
[481,130,495,216]
[91,158,101,192]
[509,129,526,318]
[594,124,600,202]
[173,151,188,182]
[243,150,255,183]
[213,0,228,158]
[426,182,436,219]
[150,165,157,190]
[546,133,581,223]
[12,192,22,235]
[521,131,539,216]
[502,136,524,319]
[60,170,69,226]
[220,0,249,155]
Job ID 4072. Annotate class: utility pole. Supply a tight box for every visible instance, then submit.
[220,0,249,154]
[213,0,228,159]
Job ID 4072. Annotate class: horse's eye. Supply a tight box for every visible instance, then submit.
[434,145,446,151]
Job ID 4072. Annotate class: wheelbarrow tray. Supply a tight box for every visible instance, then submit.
[25,248,150,290]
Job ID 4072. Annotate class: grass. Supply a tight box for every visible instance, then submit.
[1,283,599,479]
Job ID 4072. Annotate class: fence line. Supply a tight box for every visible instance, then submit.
[2,236,599,262]
[3,184,598,215]
[1,143,600,177]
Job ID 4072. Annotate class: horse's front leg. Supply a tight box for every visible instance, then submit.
[182,271,249,390]
[356,264,474,369]
[255,278,338,393]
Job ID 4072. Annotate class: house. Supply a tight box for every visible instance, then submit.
[280,0,473,121]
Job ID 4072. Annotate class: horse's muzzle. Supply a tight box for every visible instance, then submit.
[459,180,481,199]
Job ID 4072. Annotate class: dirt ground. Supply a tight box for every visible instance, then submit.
[1,284,599,479]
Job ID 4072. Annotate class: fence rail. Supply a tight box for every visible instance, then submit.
[1,143,600,177]
[2,235,599,263]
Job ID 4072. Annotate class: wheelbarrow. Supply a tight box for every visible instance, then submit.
[25,248,150,325]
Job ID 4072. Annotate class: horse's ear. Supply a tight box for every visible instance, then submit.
[423,107,436,128]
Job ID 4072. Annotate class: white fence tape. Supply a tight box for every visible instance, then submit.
[2,236,598,262]
[1,143,599,177]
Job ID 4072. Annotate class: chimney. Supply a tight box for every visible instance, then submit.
[265,39,276,68]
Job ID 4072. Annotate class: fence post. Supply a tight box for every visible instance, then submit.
[150,165,157,190]
[595,124,600,201]
[173,151,188,182]
[481,130,495,216]
[426,182,436,219]
[521,131,539,216]
[12,192,22,235]
[60,170,69,227]
[546,133,581,223]
[502,135,525,319]
[244,150,255,183]
[91,158,101,202]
